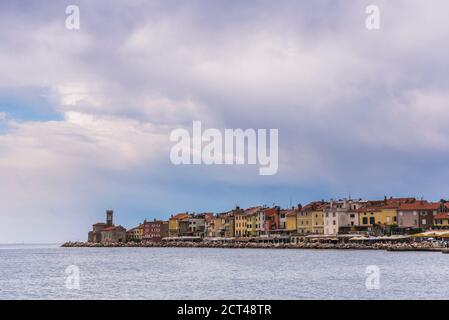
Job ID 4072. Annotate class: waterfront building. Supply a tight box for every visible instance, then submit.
[142,219,169,242]
[298,202,326,235]
[204,213,214,237]
[356,198,415,234]
[235,209,248,237]
[298,202,320,235]
[397,201,439,231]
[101,225,127,243]
[358,206,377,230]
[279,209,287,230]
[88,210,126,243]
[88,222,107,243]
[263,207,280,235]
[168,213,190,237]
[285,208,299,234]
[242,207,262,237]
[126,224,143,242]
[188,213,210,237]
[323,199,366,235]
[210,209,237,238]
[210,215,223,237]
[311,203,326,234]
[434,213,449,228]
[375,205,398,226]
[376,197,415,227]
[224,209,237,238]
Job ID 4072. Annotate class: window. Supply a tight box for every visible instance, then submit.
[350,214,355,218]
[422,219,426,225]
[363,217,368,225]
[369,217,375,224]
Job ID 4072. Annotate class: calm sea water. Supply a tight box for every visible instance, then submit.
[1,244,449,299]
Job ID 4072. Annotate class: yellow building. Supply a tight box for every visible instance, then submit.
[434,213,449,228]
[375,207,398,225]
[359,208,377,227]
[285,210,297,233]
[235,207,261,237]
[246,214,255,236]
[311,208,325,234]
[359,206,398,227]
[297,210,312,235]
[235,211,247,237]
[126,224,143,242]
[298,202,326,235]
[168,213,190,237]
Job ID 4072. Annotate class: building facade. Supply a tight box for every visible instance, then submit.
[88,210,126,243]
[142,219,169,242]
[126,224,143,242]
[168,213,190,237]
[323,199,365,235]
[397,201,439,231]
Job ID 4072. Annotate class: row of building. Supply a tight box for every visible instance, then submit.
[87,197,449,243]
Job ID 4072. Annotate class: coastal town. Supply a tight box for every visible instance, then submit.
[63,197,449,252]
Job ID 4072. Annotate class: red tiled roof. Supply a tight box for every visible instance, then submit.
[171,213,190,220]
[302,201,328,211]
[435,213,449,220]
[93,222,106,226]
[101,226,118,232]
[398,201,439,211]
[263,207,278,216]
[386,197,416,205]
[243,206,262,215]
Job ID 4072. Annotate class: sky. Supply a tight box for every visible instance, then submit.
[1,0,449,243]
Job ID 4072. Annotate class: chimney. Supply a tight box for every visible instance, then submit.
[297,204,302,211]
[106,210,113,226]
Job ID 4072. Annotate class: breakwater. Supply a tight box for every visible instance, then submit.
[61,240,449,252]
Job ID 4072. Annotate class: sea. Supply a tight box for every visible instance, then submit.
[1,244,448,299]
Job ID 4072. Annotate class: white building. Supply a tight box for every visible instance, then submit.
[323,199,366,235]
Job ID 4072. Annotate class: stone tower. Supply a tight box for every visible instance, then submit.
[106,210,113,226]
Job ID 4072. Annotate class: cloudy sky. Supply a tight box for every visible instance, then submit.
[1,0,449,243]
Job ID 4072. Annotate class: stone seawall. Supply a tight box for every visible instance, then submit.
[61,241,447,252]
